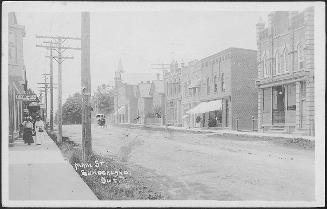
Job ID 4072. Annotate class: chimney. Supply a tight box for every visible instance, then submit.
[256,17,265,42]
[156,73,160,80]
[268,12,274,35]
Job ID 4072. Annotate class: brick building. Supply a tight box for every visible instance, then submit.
[181,59,201,128]
[114,83,138,124]
[149,74,165,125]
[113,63,138,124]
[136,81,153,125]
[256,7,314,135]
[164,61,183,126]
[182,48,257,130]
[8,12,27,145]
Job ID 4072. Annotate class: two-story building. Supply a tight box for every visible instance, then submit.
[182,48,258,131]
[113,67,138,124]
[149,74,165,125]
[181,60,202,128]
[115,83,138,124]
[256,7,314,136]
[164,61,183,126]
[8,12,27,145]
[136,81,153,124]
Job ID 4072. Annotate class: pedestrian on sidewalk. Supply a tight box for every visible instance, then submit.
[35,116,45,145]
[22,117,34,145]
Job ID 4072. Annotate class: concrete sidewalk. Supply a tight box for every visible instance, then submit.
[9,133,98,200]
[115,123,315,142]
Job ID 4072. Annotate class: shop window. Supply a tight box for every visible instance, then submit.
[287,84,296,110]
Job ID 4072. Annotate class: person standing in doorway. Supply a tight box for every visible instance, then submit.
[35,116,45,145]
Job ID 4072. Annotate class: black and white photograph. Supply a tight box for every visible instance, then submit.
[1,1,325,208]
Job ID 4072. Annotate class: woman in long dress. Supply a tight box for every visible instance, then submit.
[22,117,34,145]
[35,116,45,145]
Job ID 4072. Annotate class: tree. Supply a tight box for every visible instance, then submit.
[92,84,115,115]
[62,92,83,125]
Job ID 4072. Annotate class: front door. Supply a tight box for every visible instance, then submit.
[272,85,285,124]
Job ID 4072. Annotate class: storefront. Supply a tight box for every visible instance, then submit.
[261,82,299,132]
[186,99,223,128]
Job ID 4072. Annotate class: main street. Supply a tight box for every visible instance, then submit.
[63,124,314,201]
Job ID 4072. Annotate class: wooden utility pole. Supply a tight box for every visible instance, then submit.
[36,35,81,142]
[57,38,63,143]
[37,73,50,123]
[81,12,92,161]
[49,43,54,130]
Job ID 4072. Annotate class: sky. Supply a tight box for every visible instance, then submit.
[17,10,269,105]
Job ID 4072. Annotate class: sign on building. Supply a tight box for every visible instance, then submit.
[15,94,37,101]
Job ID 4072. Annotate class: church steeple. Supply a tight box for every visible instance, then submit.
[114,58,124,89]
[117,58,124,73]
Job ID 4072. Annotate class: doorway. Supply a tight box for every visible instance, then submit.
[272,85,285,124]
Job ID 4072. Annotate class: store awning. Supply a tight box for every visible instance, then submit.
[186,99,222,114]
[188,79,201,89]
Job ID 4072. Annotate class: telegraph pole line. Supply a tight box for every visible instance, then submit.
[49,46,54,131]
[38,74,50,124]
[36,35,81,143]
[81,12,92,161]
[151,63,170,78]
[43,41,55,130]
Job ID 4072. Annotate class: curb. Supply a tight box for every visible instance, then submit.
[112,123,315,149]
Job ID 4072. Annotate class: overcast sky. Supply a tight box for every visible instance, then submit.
[3,1,318,115]
[17,10,270,106]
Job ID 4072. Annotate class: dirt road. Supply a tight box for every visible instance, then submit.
[63,124,315,200]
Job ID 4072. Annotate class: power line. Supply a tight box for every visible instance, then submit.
[36,35,81,142]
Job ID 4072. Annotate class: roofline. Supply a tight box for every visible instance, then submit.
[200,47,257,62]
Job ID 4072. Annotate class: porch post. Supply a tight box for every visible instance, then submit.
[295,81,301,130]
[257,88,263,132]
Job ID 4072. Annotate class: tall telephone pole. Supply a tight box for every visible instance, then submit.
[38,75,57,128]
[37,73,50,124]
[47,42,54,131]
[36,35,81,142]
[81,12,92,160]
